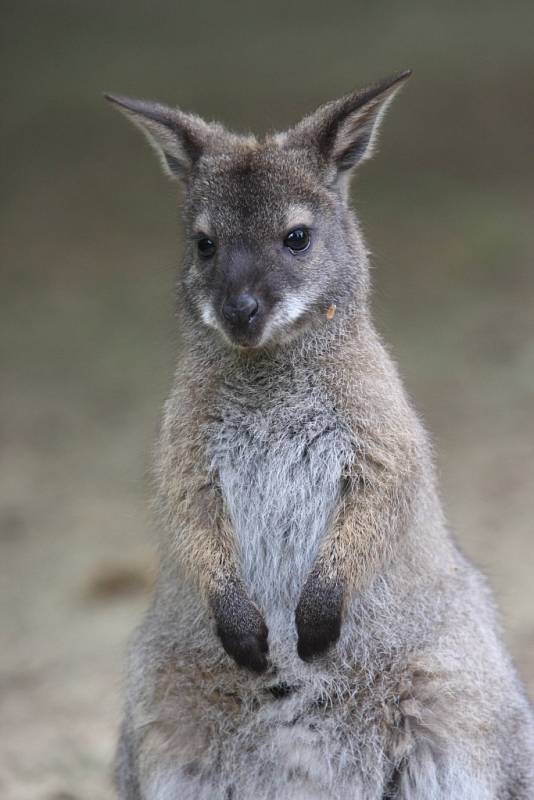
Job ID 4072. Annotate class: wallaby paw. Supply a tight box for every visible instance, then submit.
[295,573,343,662]
[210,580,269,673]
[217,622,269,673]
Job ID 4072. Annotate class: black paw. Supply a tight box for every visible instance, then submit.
[211,580,269,673]
[295,573,343,662]
[216,622,269,673]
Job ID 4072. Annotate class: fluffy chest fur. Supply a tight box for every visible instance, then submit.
[209,374,351,619]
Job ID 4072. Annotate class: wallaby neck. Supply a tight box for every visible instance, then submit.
[180,299,370,380]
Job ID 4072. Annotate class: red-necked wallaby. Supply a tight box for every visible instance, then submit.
[106,71,534,799]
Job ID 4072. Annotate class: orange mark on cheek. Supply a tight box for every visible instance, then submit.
[326,304,337,321]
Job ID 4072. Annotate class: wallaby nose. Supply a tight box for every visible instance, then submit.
[222,293,259,326]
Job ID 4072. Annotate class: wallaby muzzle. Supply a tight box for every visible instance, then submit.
[222,292,259,327]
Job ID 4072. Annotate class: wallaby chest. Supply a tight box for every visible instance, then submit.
[208,371,351,611]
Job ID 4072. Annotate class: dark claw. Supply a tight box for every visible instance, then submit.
[295,572,344,662]
[210,579,269,674]
[216,622,269,673]
[296,609,342,661]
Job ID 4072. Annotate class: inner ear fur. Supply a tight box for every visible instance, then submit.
[104,93,236,179]
[283,70,412,175]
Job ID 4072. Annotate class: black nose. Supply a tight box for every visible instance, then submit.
[222,293,259,326]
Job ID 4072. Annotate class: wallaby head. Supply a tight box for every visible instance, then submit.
[106,70,410,349]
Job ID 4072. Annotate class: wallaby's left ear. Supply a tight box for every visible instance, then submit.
[283,70,412,179]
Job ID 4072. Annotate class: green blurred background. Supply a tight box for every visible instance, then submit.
[1,1,533,797]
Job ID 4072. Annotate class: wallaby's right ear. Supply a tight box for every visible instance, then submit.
[104,94,226,180]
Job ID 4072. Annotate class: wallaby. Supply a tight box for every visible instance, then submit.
[106,71,534,799]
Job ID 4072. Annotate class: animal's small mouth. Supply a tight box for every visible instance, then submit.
[223,326,264,350]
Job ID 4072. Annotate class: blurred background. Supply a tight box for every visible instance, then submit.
[1,1,533,797]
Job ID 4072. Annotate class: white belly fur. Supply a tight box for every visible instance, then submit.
[213,401,348,624]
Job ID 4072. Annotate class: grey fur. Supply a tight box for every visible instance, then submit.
[106,72,534,799]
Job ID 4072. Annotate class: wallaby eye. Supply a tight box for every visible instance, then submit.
[284,227,310,254]
[197,237,216,258]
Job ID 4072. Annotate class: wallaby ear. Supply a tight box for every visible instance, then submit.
[104,94,229,179]
[283,70,412,179]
